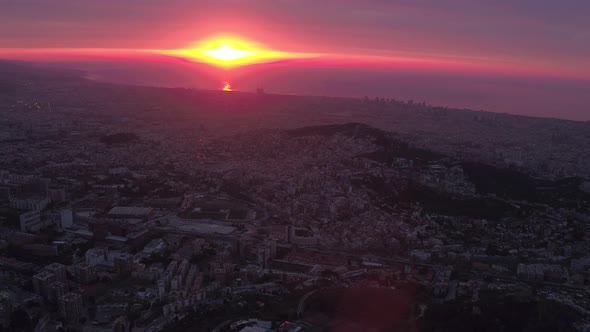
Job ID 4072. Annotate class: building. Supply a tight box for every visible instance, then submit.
[85,248,121,267]
[57,209,73,230]
[517,264,567,282]
[114,253,134,276]
[75,263,96,284]
[19,210,43,233]
[59,292,84,323]
[126,227,150,249]
[132,264,163,282]
[157,278,167,301]
[267,239,277,258]
[45,262,67,282]
[48,188,67,203]
[10,196,50,211]
[108,167,130,176]
[170,276,180,290]
[256,246,271,267]
[33,271,56,300]
[288,226,318,246]
[155,218,236,241]
[240,265,263,283]
[49,281,67,303]
[106,206,154,222]
[185,265,198,289]
[176,259,189,285]
[141,238,167,256]
[165,261,179,277]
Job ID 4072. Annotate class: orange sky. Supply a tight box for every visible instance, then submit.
[0,43,587,82]
[1,0,590,121]
[1,1,589,80]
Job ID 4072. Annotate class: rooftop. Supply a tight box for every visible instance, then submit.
[107,206,153,216]
[33,270,55,280]
[60,292,82,301]
[45,262,65,270]
[177,222,236,235]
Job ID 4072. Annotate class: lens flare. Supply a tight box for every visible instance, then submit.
[222,82,232,91]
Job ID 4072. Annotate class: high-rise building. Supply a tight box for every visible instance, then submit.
[185,265,198,289]
[177,259,189,280]
[75,263,96,284]
[58,209,73,229]
[170,276,179,291]
[33,271,56,300]
[267,238,277,258]
[165,261,178,275]
[49,281,68,303]
[157,278,167,301]
[19,210,43,233]
[59,292,84,323]
[114,253,134,276]
[45,262,67,282]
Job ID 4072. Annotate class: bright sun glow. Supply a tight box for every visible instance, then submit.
[222,82,232,91]
[205,44,254,62]
[158,36,317,68]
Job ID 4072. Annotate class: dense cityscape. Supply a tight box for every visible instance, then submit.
[1,61,590,332]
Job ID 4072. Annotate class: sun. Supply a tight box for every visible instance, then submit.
[158,36,317,68]
[205,44,255,62]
